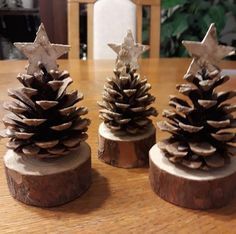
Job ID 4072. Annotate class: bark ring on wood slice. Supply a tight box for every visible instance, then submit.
[98,122,156,168]
[149,144,236,210]
[4,142,91,207]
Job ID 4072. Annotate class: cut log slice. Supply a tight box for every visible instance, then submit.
[98,122,156,168]
[4,142,91,207]
[149,144,236,210]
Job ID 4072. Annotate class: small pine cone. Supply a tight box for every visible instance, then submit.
[158,69,236,170]
[2,63,90,159]
[98,65,158,134]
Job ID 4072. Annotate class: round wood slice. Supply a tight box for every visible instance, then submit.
[98,122,156,168]
[149,144,236,210]
[4,142,91,207]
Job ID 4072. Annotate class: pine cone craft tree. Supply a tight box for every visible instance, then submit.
[158,24,236,170]
[2,23,92,208]
[1,25,90,159]
[98,31,157,134]
[97,30,157,168]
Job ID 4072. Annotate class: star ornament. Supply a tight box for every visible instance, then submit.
[182,23,235,76]
[14,23,70,75]
[108,30,149,70]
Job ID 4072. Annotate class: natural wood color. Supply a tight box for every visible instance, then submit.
[87,3,94,59]
[150,5,160,58]
[136,5,143,44]
[39,0,67,46]
[0,59,236,232]
[68,1,80,59]
[149,144,236,210]
[133,0,161,57]
[67,0,161,58]
[4,142,91,207]
[132,0,160,5]
[98,123,156,168]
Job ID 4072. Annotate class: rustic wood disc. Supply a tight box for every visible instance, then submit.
[149,144,236,210]
[98,122,156,168]
[4,142,91,207]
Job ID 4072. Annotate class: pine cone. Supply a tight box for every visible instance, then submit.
[2,63,90,159]
[98,65,157,134]
[158,69,236,170]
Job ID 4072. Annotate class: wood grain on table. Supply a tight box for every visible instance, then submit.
[0,58,236,233]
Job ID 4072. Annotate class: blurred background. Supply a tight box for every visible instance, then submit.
[0,0,235,60]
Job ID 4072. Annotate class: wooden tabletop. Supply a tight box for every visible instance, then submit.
[0,58,236,233]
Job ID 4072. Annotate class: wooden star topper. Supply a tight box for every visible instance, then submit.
[182,23,235,76]
[14,23,70,75]
[108,30,149,71]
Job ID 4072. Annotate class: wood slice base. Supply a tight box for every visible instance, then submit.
[98,122,156,168]
[149,144,236,210]
[4,142,91,207]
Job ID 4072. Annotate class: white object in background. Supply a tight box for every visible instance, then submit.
[93,0,136,59]
[22,0,33,8]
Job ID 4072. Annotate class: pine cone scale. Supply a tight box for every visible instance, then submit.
[48,80,64,91]
[207,119,230,128]
[35,140,59,149]
[22,145,40,156]
[59,106,77,116]
[36,101,58,110]
[179,122,203,133]
[189,142,217,157]
[204,153,225,168]
[211,132,235,142]
[56,78,73,99]
[8,89,36,110]
[15,132,34,139]
[50,122,72,131]
[23,118,47,126]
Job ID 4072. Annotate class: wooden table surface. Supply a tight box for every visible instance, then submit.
[0,58,236,233]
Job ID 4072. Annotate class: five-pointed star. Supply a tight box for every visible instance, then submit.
[14,23,70,75]
[108,30,149,70]
[182,23,235,75]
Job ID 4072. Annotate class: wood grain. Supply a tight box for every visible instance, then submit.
[149,145,236,210]
[136,5,143,44]
[4,143,91,207]
[98,123,156,168]
[150,5,160,58]
[68,0,80,59]
[0,58,236,233]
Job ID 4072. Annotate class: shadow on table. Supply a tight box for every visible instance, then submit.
[181,194,236,221]
[45,169,110,214]
[204,197,236,221]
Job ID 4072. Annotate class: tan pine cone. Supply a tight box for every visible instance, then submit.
[1,63,90,159]
[98,64,158,134]
[158,69,236,170]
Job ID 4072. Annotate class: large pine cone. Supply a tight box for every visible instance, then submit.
[158,69,236,170]
[2,64,90,159]
[98,65,157,134]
